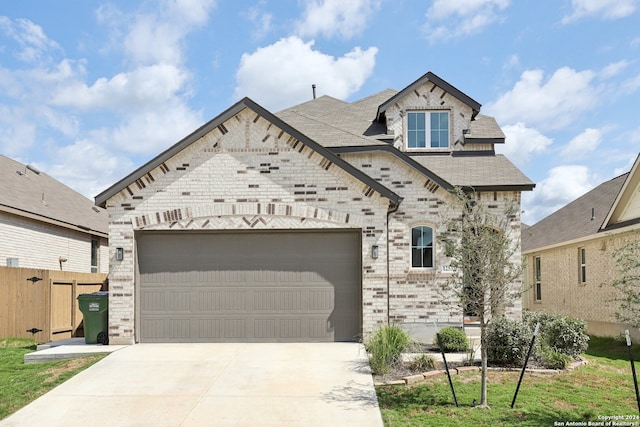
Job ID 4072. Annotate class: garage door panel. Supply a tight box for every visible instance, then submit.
[198,319,222,338]
[308,290,333,311]
[138,231,361,343]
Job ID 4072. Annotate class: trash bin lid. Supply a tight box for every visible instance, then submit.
[77,291,109,300]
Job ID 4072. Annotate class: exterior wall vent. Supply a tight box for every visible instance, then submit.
[6,258,19,267]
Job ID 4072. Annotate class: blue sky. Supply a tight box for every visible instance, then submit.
[1,0,639,224]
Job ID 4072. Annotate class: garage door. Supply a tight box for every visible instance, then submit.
[137,230,361,343]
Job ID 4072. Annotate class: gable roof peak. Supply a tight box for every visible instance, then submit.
[376,71,482,122]
[95,96,401,208]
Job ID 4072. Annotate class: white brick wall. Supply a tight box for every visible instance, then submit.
[384,87,474,152]
[0,210,108,273]
[105,99,525,344]
[341,152,524,327]
[106,109,391,344]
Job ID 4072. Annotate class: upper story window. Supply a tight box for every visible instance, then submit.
[91,238,99,273]
[411,226,434,268]
[407,111,449,149]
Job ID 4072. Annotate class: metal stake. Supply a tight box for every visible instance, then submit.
[625,330,640,415]
[511,322,539,408]
[436,332,458,407]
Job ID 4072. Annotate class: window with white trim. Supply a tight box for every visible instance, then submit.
[411,226,434,268]
[534,256,542,301]
[91,238,99,273]
[407,111,449,149]
[578,247,586,284]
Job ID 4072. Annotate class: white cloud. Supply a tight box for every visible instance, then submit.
[0,105,37,157]
[166,0,217,26]
[234,36,377,111]
[101,0,217,66]
[522,165,594,224]
[42,139,136,199]
[52,64,189,111]
[0,4,212,198]
[424,0,510,41]
[76,101,203,157]
[562,0,637,23]
[600,60,628,79]
[560,128,602,159]
[242,1,273,40]
[622,74,640,93]
[486,67,598,131]
[502,54,520,70]
[613,154,638,176]
[497,123,553,169]
[0,17,61,63]
[296,0,380,39]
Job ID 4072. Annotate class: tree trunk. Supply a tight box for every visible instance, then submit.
[478,313,490,409]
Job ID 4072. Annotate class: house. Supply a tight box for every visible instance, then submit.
[522,153,640,339]
[0,154,108,273]
[0,154,109,342]
[95,71,534,345]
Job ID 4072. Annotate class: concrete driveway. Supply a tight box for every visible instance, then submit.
[1,343,383,427]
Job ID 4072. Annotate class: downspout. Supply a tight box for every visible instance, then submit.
[386,200,401,324]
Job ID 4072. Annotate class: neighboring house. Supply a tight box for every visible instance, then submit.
[0,154,108,273]
[522,153,640,339]
[95,71,534,345]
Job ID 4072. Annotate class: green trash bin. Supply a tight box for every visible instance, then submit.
[77,291,109,345]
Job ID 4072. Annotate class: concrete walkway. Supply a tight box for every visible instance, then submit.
[23,338,125,364]
[1,343,383,427]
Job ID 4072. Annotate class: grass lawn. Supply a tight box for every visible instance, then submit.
[0,338,106,420]
[376,336,640,426]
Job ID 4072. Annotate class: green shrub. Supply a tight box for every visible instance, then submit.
[436,326,469,352]
[523,310,556,334]
[409,354,437,371]
[486,317,533,367]
[366,324,411,375]
[545,316,589,358]
[523,311,589,358]
[536,343,572,369]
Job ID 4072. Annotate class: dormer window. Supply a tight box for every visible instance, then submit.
[407,111,449,149]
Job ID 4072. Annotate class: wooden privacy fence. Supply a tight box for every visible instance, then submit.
[0,267,107,343]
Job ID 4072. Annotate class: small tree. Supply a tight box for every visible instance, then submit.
[605,233,640,327]
[440,188,523,408]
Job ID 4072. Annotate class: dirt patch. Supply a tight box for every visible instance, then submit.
[38,357,98,384]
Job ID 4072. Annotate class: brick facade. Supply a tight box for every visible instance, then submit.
[523,229,639,339]
[106,109,392,344]
[100,73,531,345]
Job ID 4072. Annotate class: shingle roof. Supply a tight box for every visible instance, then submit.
[410,154,534,189]
[0,155,108,236]
[466,114,505,142]
[276,108,388,148]
[521,173,628,252]
[277,86,531,191]
[276,90,398,143]
[95,98,401,207]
